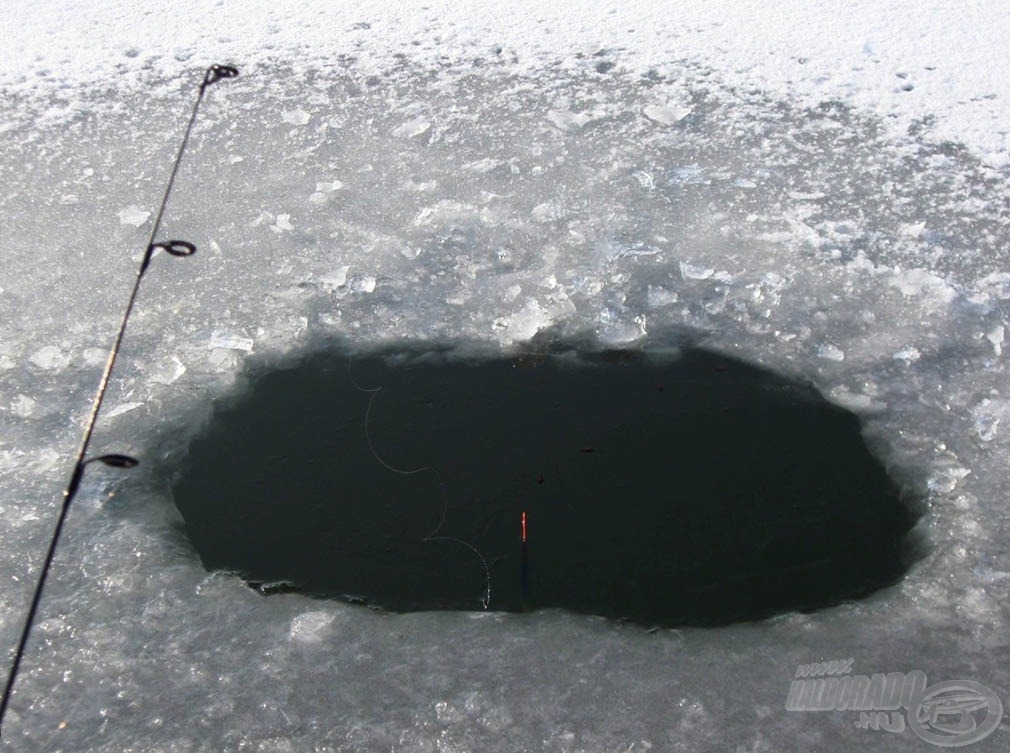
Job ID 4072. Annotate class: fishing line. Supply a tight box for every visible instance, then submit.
[422,535,492,610]
[0,63,239,737]
[346,355,431,476]
[347,356,492,609]
[362,387,431,477]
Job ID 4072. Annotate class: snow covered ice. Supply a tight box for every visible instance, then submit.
[1,1,1009,750]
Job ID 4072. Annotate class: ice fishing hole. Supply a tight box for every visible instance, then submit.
[171,346,919,626]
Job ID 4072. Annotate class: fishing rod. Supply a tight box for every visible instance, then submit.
[0,62,239,737]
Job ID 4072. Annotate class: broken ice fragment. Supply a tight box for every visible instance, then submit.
[28,345,70,370]
[106,402,143,418]
[817,344,846,362]
[209,331,255,352]
[282,109,311,126]
[289,611,335,643]
[392,119,432,141]
[643,103,692,125]
[270,214,293,233]
[118,205,151,227]
[320,267,349,289]
[893,345,921,363]
[679,262,713,280]
[647,285,679,308]
[531,202,568,223]
[546,110,593,131]
[150,356,187,385]
[927,466,970,494]
[986,325,1004,355]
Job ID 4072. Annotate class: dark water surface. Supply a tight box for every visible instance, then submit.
[171,346,917,626]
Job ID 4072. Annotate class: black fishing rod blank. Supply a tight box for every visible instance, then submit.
[0,62,239,738]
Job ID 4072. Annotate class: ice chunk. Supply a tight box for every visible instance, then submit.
[893,345,921,362]
[986,324,1004,355]
[28,345,69,370]
[972,399,1010,441]
[597,311,648,345]
[889,267,957,304]
[679,262,713,280]
[319,266,349,289]
[289,611,335,643]
[463,158,503,173]
[643,103,693,125]
[530,201,569,223]
[314,180,344,193]
[817,344,845,361]
[150,356,187,385]
[632,171,655,189]
[9,394,37,417]
[647,285,679,308]
[118,205,151,227]
[351,275,376,293]
[899,221,927,238]
[392,118,432,141]
[106,401,143,418]
[281,109,311,126]
[270,214,293,233]
[828,386,886,413]
[494,300,550,343]
[977,272,1010,300]
[546,109,594,131]
[208,331,255,352]
[927,466,971,494]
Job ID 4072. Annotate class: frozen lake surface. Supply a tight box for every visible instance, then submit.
[1,2,1009,750]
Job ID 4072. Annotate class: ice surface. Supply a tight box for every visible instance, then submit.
[1,1,1009,751]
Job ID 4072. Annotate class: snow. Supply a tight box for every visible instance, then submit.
[1,1,1009,751]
